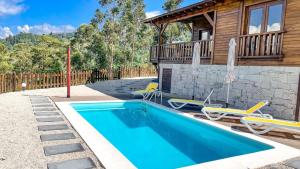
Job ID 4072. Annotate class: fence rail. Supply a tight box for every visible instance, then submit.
[238,31,284,59]
[0,66,157,93]
[150,40,213,63]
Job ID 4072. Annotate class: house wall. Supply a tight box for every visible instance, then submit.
[212,0,300,66]
[159,63,300,120]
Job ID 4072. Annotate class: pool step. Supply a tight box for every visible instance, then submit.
[44,143,84,156]
[38,124,69,131]
[36,117,64,122]
[47,158,96,169]
[41,133,76,142]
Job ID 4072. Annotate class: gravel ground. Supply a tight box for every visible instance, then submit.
[0,86,105,169]
[0,84,299,169]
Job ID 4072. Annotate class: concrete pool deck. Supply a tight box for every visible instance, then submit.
[0,84,299,169]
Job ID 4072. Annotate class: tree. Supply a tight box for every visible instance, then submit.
[0,42,12,73]
[163,0,183,11]
[10,43,33,72]
[162,0,191,43]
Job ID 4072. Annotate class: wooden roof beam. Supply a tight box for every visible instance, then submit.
[204,13,214,26]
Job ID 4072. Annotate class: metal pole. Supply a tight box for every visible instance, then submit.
[67,47,71,98]
[226,84,230,108]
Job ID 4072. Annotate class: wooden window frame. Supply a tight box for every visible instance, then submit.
[243,0,286,35]
[238,0,286,60]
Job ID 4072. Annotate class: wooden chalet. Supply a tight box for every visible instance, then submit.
[145,0,300,66]
[145,0,300,121]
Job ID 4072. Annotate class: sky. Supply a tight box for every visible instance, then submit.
[0,0,199,39]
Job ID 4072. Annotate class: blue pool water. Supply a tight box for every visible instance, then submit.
[72,101,273,169]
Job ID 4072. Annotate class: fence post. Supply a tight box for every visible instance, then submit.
[138,66,141,77]
[12,72,17,92]
[118,67,121,79]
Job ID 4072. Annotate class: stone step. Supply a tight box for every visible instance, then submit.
[34,112,60,116]
[30,97,50,101]
[44,143,84,156]
[286,159,300,169]
[38,124,69,131]
[34,107,57,111]
[47,158,96,169]
[32,104,54,108]
[41,133,76,142]
[36,117,64,122]
[31,101,52,105]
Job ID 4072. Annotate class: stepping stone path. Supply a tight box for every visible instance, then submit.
[38,124,69,131]
[44,143,84,156]
[36,117,64,122]
[47,158,95,169]
[41,133,75,142]
[29,96,99,169]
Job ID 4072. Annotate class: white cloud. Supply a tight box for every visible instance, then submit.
[249,25,261,34]
[0,0,25,16]
[17,24,76,35]
[267,23,281,32]
[146,11,161,19]
[0,27,13,39]
[17,24,30,33]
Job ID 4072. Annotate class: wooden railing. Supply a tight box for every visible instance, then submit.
[0,66,157,93]
[238,31,284,59]
[150,40,213,63]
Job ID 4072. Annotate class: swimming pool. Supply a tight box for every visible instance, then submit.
[57,100,300,169]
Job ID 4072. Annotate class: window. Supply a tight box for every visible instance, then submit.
[248,8,264,34]
[246,1,284,34]
[267,4,283,32]
[198,30,212,40]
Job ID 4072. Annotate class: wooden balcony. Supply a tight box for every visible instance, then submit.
[238,31,284,59]
[150,40,213,64]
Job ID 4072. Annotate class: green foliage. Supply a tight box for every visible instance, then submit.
[0,42,13,73]
[0,0,157,74]
[0,34,69,73]
[163,0,183,11]
[162,0,191,44]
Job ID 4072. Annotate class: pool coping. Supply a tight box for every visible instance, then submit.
[55,100,300,169]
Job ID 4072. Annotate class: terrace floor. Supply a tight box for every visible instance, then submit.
[0,83,299,169]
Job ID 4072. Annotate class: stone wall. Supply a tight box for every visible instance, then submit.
[159,64,300,120]
[86,77,157,95]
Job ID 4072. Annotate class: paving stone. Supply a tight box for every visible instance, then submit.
[30,98,49,100]
[34,107,57,111]
[30,96,47,99]
[286,160,300,169]
[34,112,60,116]
[47,158,95,169]
[36,117,64,122]
[31,101,51,104]
[41,133,76,142]
[38,124,69,131]
[32,104,53,107]
[43,143,84,156]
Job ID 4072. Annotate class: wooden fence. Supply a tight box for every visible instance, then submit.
[0,66,157,93]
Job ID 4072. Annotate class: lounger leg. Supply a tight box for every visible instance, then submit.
[201,110,227,121]
[243,122,275,135]
[168,101,187,109]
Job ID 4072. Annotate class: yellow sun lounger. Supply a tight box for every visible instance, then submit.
[168,90,221,109]
[241,117,300,134]
[201,101,271,121]
[131,82,158,99]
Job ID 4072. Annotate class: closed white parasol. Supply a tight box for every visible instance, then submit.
[225,38,236,107]
[192,42,201,99]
